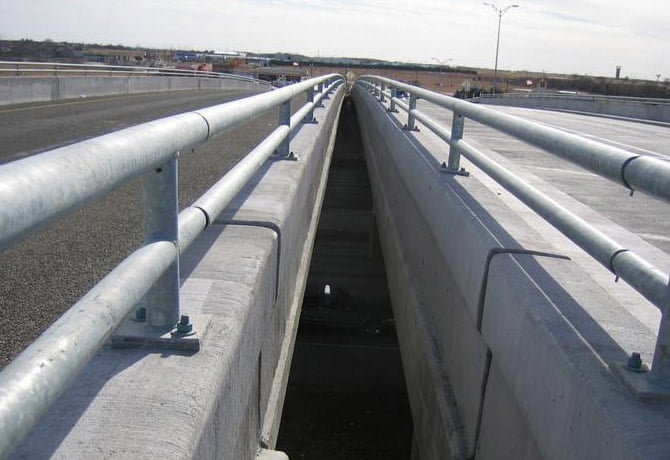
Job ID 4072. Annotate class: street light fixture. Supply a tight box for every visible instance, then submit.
[483,2,519,94]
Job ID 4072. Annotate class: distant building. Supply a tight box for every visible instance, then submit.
[254,66,306,86]
[84,48,170,66]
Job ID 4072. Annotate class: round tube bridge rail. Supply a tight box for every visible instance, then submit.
[0,73,345,458]
[356,75,670,384]
[0,60,264,83]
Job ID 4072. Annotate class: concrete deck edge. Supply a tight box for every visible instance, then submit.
[353,86,670,460]
[9,84,344,459]
[0,76,269,107]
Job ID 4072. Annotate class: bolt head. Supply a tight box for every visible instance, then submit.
[175,314,193,334]
[626,352,647,372]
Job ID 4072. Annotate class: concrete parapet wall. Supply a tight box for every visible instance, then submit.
[352,85,670,460]
[10,85,344,459]
[0,75,268,106]
[481,95,670,124]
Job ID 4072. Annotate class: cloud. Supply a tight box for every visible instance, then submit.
[0,0,666,79]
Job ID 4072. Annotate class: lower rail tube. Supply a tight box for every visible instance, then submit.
[0,240,177,458]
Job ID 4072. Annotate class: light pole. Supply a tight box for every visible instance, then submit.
[432,57,453,90]
[483,2,519,94]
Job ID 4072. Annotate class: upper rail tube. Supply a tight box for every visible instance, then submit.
[0,60,262,83]
[0,74,341,252]
[0,73,344,457]
[362,76,670,204]
[191,80,343,226]
[478,92,670,106]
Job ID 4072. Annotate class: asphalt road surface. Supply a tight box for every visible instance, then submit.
[0,89,281,367]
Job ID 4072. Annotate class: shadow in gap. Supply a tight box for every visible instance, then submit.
[276,97,413,459]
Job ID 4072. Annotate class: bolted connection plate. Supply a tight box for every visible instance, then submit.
[111,313,211,352]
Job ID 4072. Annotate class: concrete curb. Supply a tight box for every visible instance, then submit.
[0,76,268,106]
[353,85,670,460]
[10,85,345,459]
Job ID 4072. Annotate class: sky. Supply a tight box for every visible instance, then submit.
[0,0,667,81]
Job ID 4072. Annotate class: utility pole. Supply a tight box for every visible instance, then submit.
[483,3,519,95]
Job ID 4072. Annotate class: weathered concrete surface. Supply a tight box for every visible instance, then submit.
[480,94,670,124]
[9,84,344,459]
[0,75,268,106]
[353,84,670,459]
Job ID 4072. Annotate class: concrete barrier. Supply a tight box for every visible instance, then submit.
[352,85,670,459]
[0,75,268,106]
[10,85,344,459]
[480,94,670,124]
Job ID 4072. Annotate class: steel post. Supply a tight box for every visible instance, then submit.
[141,154,180,328]
[406,94,419,131]
[389,87,398,113]
[275,100,291,158]
[316,82,325,107]
[303,87,317,123]
[652,311,670,379]
[446,113,465,173]
[446,112,465,174]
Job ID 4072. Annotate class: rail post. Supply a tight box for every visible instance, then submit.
[141,154,180,328]
[379,83,386,103]
[303,86,317,124]
[443,112,468,175]
[389,87,398,113]
[315,82,325,107]
[275,100,293,159]
[651,314,670,379]
[404,94,420,131]
[322,79,331,101]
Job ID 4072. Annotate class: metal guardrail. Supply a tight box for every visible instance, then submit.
[0,73,344,457]
[477,92,670,106]
[356,76,670,381]
[0,60,262,84]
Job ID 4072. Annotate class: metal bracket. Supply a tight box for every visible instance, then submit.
[611,363,670,401]
[402,124,420,132]
[441,162,470,176]
[477,247,571,331]
[111,313,210,352]
[272,151,299,161]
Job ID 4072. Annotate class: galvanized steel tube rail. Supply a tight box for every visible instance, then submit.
[0,74,344,457]
[191,80,344,227]
[180,79,344,251]
[0,74,342,252]
[355,77,670,378]
[361,76,670,203]
[478,92,670,106]
[0,60,263,83]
